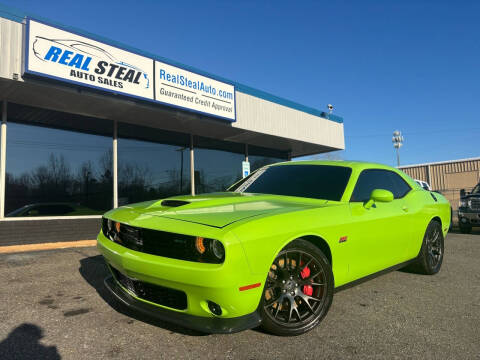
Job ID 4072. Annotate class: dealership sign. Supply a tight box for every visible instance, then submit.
[155,62,235,120]
[25,19,154,101]
[24,19,235,121]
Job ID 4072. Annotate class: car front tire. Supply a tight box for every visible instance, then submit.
[260,239,334,336]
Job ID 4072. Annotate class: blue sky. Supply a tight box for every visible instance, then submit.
[2,0,479,167]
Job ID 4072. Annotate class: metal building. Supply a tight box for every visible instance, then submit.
[399,157,480,213]
[0,6,345,245]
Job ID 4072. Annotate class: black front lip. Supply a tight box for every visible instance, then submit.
[104,276,262,334]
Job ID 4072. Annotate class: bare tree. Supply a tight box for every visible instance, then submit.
[47,154,71,189]
[98,149,113,181]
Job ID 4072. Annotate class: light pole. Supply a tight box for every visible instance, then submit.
[392,130,404,167]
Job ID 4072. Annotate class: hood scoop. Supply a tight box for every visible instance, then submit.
[161,200,190,208]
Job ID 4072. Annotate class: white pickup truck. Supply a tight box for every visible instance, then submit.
[414,179,432,191]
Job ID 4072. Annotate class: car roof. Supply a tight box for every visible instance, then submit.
[270,160,399,172]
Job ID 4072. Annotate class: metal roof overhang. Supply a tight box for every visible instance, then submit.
[0,77,340,158]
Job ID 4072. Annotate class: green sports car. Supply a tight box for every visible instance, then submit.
[97,161,450,336]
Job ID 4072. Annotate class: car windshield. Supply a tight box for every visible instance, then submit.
[472,184,480,194]
[6,205,30,217]
[228,164,352,201]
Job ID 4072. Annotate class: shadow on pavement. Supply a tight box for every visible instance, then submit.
[0,323,61,360]
[78,255,207,336]
[448,228,480,235]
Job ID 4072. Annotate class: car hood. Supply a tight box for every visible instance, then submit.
[123,192,334,228]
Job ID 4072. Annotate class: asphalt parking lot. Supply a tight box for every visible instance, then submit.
[0,232,479,360]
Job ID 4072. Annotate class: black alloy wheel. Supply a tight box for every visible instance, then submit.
[412,220,444,275]
[260,239,333,336]
[426,224,443,269]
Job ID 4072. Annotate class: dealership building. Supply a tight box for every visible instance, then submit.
[0,6,345,245]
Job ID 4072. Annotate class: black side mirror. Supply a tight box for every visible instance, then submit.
[460,189,466,197]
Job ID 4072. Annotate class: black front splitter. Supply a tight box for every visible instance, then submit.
[104,276,262,334]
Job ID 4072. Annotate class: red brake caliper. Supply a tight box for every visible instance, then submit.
[300,262,313,296]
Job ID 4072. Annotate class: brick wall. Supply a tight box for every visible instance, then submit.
[0,218,101,246]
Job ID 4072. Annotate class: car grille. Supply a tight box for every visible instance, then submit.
[470,198,480,211]
[102,218,222,263]
[110,266,187,310]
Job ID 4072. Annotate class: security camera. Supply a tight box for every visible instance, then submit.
[327,104,333,110]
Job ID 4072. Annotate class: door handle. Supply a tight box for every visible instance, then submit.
[402,206,409,212]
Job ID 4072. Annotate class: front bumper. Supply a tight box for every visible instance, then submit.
[97,231,264,324]
[458,211,480,226]
[104,276,262,334]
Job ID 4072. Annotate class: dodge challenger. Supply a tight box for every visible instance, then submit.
[97,161,450,336]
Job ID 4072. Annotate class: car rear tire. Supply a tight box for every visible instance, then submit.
[260,239,334,336]
[413,220,444,275]
[459,225,471,234]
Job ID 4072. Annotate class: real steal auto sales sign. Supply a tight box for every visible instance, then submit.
[25,19,154,101]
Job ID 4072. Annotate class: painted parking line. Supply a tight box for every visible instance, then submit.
[0,240,97,254]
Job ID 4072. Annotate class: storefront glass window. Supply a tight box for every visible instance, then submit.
[194,148,245,193]
[118,138,190,205]
[5,123,112,217]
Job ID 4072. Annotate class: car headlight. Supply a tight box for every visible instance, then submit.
[459,199,467,207]
[211,239,225,261]
[195,237,225,263]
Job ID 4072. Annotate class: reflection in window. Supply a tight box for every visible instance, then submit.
[5,123,112,216]
[118,138,190,205]
[248,155,284,172]
[194,148,245,193]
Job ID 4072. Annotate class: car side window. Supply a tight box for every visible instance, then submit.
[388,172,411,198]
[37,206,56,216]
[350,169,410,202]
[55,205,74,214]
[26,208,40,216]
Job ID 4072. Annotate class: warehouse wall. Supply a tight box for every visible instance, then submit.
[400,158,480,211]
